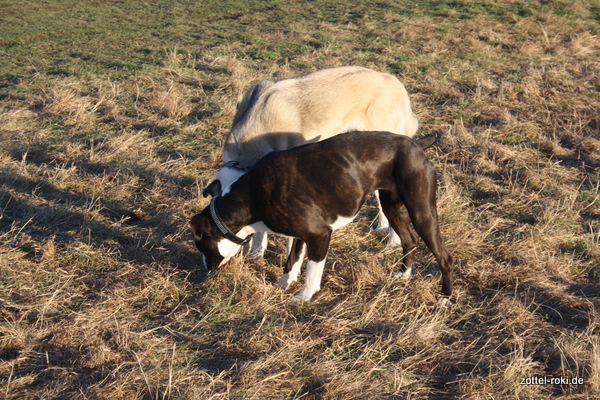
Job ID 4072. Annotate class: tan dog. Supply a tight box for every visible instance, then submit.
[203,66,419,257]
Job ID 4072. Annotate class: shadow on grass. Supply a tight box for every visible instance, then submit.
[0,171,200,268]
[0,138,217,397]
[515,280,596,330]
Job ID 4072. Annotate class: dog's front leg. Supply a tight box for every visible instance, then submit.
[248,232,269,259]
[293,259,326,302]
[278,239,306,289]
[292,228,331,302]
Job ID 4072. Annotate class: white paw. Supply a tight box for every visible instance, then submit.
[438,297,454,309]
[291,295,309,304]
[392,267,412,281]
[291,289,316,303]
[248,248,266,260]
[277,273,294,290]
[248,232,268,259]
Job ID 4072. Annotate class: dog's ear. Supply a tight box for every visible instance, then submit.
[189,215,205,241]
[417,133,439,150]
[202,180,222,198]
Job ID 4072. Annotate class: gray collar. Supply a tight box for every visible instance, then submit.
[223,160,251,172]
[208,197,252,245]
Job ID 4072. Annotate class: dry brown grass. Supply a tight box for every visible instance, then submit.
[1,0,600,399]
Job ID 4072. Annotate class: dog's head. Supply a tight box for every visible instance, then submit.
[189,209,244,270]
[202,162,250,198]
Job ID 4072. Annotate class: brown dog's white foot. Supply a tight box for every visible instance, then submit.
[277,273,295,290]
[247,232,268,260]
[291,288,318,303]
[199,256,209,271]
[291,285,320,303]
[373,227,403,247]
[437,297,454,308]
[392,267,412,281]
[291,294,310,303]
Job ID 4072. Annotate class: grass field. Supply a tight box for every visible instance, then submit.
[1,0,600,398]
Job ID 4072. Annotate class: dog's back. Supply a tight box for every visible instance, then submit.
[246,131,435,226]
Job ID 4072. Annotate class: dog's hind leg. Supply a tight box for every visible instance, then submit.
[406,205,454,300]
[378,191,418,280]
[400,168,454,302]
[278,238,306,289]
[374,191,402,247]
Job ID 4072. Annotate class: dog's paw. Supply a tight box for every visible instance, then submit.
[276,273,294,290]
[291,291,314,303]
[392,267,412,281]
[291,295,308,304]
[247,249,266,261]
[437,297,454,309]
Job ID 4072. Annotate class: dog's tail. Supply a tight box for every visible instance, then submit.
[416,132,440,150]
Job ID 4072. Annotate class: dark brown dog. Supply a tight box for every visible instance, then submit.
[190,131,454,304]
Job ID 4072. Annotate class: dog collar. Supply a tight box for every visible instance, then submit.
[209,197,252,245]
[223,160,251,172]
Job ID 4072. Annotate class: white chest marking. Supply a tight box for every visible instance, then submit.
[330,215,356,231]
[215,221,273,266]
